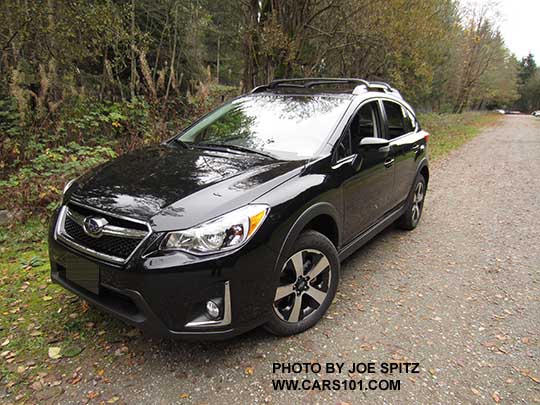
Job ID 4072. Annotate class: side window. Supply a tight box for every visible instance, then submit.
[402,108,417,134]
[336,101,380,161]
[335,129,352,161]
[353,102,380,148]
[383,101,406,140]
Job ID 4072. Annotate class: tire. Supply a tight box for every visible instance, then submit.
[265,230,339,336]
[397,174,426,230]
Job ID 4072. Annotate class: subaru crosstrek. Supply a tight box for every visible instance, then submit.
[49,78,430,339]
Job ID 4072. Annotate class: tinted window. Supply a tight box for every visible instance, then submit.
[383,101,406,139]
[402,108,417,133]
[352,102,380,146]
[178,95,351,160]
[335,130,352,161]
[336,101,380,161]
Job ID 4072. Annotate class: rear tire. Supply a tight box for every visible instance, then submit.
[397,174,426,230]
[265,230,339,336]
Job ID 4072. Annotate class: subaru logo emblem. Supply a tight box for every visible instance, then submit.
[83,216,108,238]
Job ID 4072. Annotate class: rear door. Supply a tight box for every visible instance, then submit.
[380,100,422,207]
[333,100,395,243]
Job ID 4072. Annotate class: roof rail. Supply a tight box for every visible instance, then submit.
[252,78,370,94]
[352,81,402,98]
[252,77,402,98]
[251,77,402,98]
[368,81,394,91]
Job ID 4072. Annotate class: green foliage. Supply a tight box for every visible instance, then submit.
[56,97,151,142]
[518,53,537,84]
[0,87,23,171]
[0,95,21,138]
[19,256,45,270]
[0,142,117,216]
[515,53,540,112]
[418,112,501,160]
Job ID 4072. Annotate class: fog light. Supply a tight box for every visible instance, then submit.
[206,300,220,320]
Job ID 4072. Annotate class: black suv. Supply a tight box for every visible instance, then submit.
[49,78,429,339]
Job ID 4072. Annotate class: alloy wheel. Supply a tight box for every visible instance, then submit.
[273,249,332,323]
[411,181,424,223]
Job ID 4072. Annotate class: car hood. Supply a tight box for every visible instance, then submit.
[68,144,305,230]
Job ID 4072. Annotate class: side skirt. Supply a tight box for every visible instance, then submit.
[338,204,406,262]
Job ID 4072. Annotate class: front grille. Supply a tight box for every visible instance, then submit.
[64,217,141,259]
[57,204,150,263]
[67,203,148,231]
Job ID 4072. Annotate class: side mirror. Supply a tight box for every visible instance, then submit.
[359,137,389,148]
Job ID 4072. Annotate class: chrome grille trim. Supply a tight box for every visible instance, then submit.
[66,208,148,239]
[54,203,153,265]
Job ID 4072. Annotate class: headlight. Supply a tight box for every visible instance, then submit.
[62,179,76,195]
[161,204,270,255]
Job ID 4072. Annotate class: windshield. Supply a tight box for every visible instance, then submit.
[177,95,351,160]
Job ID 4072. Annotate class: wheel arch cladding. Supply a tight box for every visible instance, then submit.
[420,165,429,185]
[275,202,341,274]
[304,214,339,249]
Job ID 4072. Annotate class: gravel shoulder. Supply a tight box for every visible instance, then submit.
[45,116,540,404]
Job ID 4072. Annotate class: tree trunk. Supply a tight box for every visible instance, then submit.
[129,0,136,99]
[216,36,220,84]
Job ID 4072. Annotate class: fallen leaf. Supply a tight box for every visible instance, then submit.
[245,367,254,376]
[97,369,105,377]
[1,339,9,347]
[30,381,43,391]
[107,396,119,403]
[43,296,53,301]
[179,393,189,399]
[471,388,480,395]
[492,392,501,403]
[62,345,83,357]
[529,375,540,384]
[519,368,530,376]
[87,392,99,400]
[48,347,61,360]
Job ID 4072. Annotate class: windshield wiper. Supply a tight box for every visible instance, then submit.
[196,143,277,160]
[171,138,191,149]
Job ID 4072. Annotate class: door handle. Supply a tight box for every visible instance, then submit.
[384,157,394,168]
[411,145,420,151]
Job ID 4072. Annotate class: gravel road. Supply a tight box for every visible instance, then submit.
[60,116,540,404]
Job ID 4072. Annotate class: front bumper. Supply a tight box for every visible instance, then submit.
[48,212,279,340]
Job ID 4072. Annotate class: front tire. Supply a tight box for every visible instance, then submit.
[265,230,339,336]
[397,174,426,230]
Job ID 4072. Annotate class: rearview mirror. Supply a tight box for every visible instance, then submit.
[359,137,389,148]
